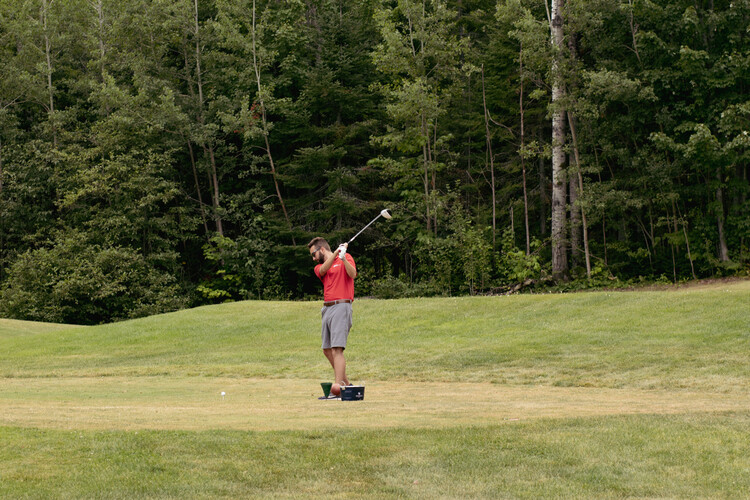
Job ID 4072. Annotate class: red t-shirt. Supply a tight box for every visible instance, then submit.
[315,254,356,301]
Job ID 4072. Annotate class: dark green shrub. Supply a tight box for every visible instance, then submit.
[0,233,186,324]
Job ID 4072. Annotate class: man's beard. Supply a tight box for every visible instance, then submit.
[316,254,326,264]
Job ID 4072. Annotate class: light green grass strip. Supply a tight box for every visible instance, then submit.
[0,318,78,337]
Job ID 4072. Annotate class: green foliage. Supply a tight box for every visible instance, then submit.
[0,0,748,320]
[498,227,542,283]
[371,0,469,232]
[196,236,243,303]
[197,234,287,303]
[446,205,493,293]
[0,232,186,325]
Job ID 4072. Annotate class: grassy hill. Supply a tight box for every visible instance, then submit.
[1,280,749,498]
[2,280,748,390]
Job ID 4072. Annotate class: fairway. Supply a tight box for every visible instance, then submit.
[2,377,749,432]
[1,280,749,498]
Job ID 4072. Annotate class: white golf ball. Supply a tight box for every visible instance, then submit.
[221,391,226,396]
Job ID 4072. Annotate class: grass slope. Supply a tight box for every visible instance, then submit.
[1,280,749,498]
[0,318,76,337]
[1,280,748,390]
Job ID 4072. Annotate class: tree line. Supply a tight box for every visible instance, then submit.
[0,0,747,324]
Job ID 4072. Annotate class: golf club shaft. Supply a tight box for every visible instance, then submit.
[347,214,382,244]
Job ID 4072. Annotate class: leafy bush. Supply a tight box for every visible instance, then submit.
[369,275,409,299]
[0,233,186,325]
[447,206,493,294]
[196,235,288,304]
[412,234,455,294]
[497,227,542,283]
[408,205,493,296]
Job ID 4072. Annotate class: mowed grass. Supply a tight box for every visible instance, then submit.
[1,414,749,498]
[1,280,749,498]
[1,280,748,390]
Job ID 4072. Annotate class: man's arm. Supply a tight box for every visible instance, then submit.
[342,251,357,279]
[317,248,339,277]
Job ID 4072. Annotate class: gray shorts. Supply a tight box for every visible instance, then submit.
[321,302,353,349]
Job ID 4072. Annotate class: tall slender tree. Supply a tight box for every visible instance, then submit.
[548,0,568,280]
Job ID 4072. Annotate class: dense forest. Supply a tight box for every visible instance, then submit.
[0,0,747,324]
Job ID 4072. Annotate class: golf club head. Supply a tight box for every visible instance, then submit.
[380,209,392,220]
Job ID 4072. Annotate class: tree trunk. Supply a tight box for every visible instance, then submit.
[520,45,530,256]
[422,113,431,233]
[94,0,106,79]
[481,64,496,248]
[627,0,642,65]
[42,0,57,148]
[194,0,204,108]
[670,204,678,283]
[602,214,607,265]
[569,175,581,266]
[430,119,438,235]
[567,114,591,278]
[251,0,293,243]
[193,0,223,236]
[205,145,224,236]
[567,32,580,268]
[550,0,568,280]
[715,170,730,262]
[539,129,546,235]
[596,158,607,266]
[465,73,473,208]
[187,139,210,238]
[684,223,697,279]
[566,23,591,278]
[676,203,697,279]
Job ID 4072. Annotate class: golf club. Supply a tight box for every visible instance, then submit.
[337,209,392,259]
[347,209,392,245]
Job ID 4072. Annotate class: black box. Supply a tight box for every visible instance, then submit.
[340,385,365,401]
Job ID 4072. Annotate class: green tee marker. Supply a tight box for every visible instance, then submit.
[320,382,332,398]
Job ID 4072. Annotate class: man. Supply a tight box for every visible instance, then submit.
[308,237,356,393]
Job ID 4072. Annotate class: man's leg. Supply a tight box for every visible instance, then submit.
[331,347,350,386]
[323,348,335,369]
[322,308,336,374]
[326,303,352,386]
[323,348,349,385]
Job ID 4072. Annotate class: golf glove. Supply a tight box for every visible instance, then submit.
[337,245,347,260]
